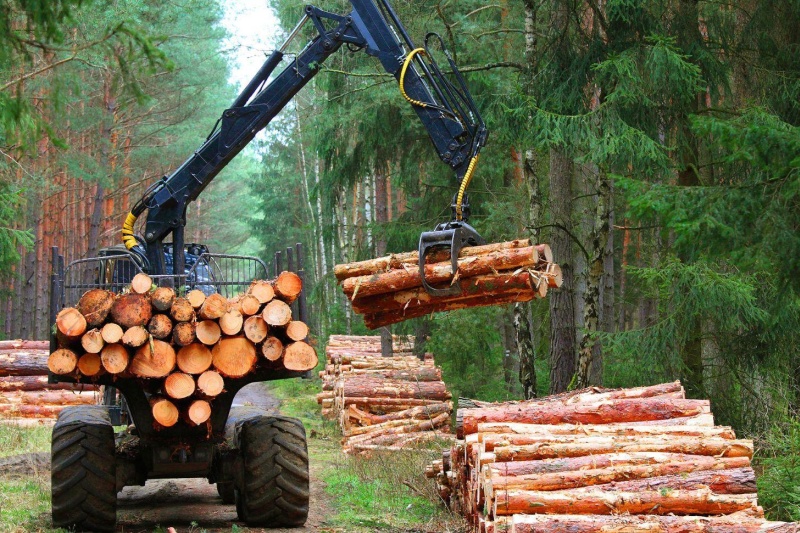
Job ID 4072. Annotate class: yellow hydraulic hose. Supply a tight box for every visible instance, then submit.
[399,48,429,108]
[455,154,479,221]
[122,212,138,250]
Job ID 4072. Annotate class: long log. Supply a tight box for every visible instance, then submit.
[477,422,732,441]
[0,404,69,418]
[493,487,758,517]
[364,289,541,329]
[0,376,99,392]
[334,239,533,280]
[491,436,753,462]
[485,452,747,478]
[0,340,49,350]
[496,513,797,533]
[0,390,97,406]
[337,377,452,400]
[572,467,756,495]
[0,349,50,377]
[342,367,443,382]
[356,269,544,315]
[340,397,445,407]
[481,427,736,451]
[343,247,540,300]
[459,398,712,438]
[484,458,752,495]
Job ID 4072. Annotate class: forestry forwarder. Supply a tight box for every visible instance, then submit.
[48,1,487,530]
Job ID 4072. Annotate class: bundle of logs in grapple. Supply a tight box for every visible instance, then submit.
[0,340,99,422]
[316,335,452,454]
[47,271,316,430]
[427,381,800,533]
[334,239,561,329]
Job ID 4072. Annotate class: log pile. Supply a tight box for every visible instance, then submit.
[334,239,561,329]
[0,340,99,422]
[316,335,453,454]
[426,381,797,533]
[48,271,316,430]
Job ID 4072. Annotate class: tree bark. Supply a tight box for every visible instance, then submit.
[548,148,577,394]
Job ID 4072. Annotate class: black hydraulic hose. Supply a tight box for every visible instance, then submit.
[231,50,285,109]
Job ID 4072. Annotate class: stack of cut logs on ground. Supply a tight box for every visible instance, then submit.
[427,381,799,533]
[0,339,99,422]
[316,335,452,454]
[47,271,316,430]
[334,239,561,329]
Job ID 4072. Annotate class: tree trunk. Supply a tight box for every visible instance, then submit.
[548,148,577,394]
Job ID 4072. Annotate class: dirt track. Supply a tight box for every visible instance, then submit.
[116,382,334,532]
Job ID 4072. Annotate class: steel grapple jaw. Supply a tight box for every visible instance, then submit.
[418,220,485,296]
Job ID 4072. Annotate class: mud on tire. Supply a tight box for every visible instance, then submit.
[236,415,309,527]
[51,405,117,531]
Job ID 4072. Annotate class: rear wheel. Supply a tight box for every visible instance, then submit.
[51,406,117,531]
[236,415,309,527]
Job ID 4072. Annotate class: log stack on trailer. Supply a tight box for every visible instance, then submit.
[316,335,453,454]
[47,271,316,430]
[0,340,99,422]
[426,381,798,533]
[334,239,561,329]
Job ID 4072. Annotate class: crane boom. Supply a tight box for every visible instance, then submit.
[123,0,487,293]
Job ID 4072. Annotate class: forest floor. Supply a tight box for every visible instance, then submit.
[0,379,465,533]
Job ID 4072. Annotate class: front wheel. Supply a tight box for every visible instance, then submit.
[236,415,309,527]
[51,406,117,531]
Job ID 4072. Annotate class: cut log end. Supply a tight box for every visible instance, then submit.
[283,341,317,372]
[100,322,124,344]
[111,293,152,328]
[77,353,103,377]
[122,325,149,348]
[80,329,105,354]
[130,340,176,378]
[131,273,153,294]
[186,289,206,309]
[164,372,195,399]
[212,336,256,378]
[148,314,173,340]
[219,309,243,336]
[151,397,179,428]
[151,286,176,312]
[197,370,224,397]
[274,271,302,302]
[285,321,309,342]
[48,349,78,375]
[243,316,268,343]
[199,293,229,321]
[172,321,196,346]
[56,308,87,338]
[100,344,129,375]
[196,320,221,346]
[185,399,211,426]
[263,300,292,326]
[170,297,195,323]
[77,289,115,327]
[248,280,275,304]
[176,343,213,375]
[261,337,284,362]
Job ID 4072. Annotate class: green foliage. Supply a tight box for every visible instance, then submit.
[757,422,800,521]
[0,182,33,282]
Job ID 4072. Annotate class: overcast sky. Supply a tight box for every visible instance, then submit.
[221,0,282,93]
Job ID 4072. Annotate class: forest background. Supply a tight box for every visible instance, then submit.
[0,0,799,520]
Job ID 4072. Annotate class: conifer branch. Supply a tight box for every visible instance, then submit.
[1,54,77,91]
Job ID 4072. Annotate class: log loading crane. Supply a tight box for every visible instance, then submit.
[48,0,487,530]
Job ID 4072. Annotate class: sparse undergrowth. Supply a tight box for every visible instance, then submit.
[0,423,54,532]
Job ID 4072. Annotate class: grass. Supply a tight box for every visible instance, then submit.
[0,423,50,458]
[269,377,466,532]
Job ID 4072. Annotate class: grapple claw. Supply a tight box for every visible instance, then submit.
[418,221,485,296]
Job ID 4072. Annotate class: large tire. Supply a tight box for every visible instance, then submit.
[51,405,117,531]
[236,415,309,527]
[217,481,235,504]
